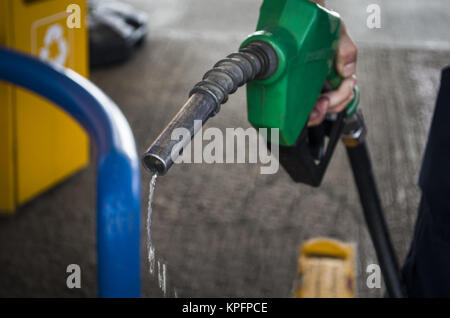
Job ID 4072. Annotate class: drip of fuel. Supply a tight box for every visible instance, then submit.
[147,174,157,275]
[146,174,175,297]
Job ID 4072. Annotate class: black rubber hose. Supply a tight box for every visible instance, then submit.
[345,142,406,298]
[142,41,277,175]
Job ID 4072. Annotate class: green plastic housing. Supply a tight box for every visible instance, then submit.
[241,0,346,146]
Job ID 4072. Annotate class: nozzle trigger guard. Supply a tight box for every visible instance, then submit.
[272,111,346,187]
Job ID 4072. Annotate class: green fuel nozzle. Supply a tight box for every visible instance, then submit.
[142,0,359,183]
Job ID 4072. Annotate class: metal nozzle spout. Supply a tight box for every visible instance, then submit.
[142,151,168,176]
[142,93,217,175]
[142,41,278,175]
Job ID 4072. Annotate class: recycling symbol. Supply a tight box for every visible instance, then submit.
[39,23,68,66]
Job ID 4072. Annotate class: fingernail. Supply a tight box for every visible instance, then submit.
[309,109,320,120]
[343,63,356,77]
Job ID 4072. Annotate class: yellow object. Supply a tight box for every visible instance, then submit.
[0,0,89,213]
[293,238,356,298]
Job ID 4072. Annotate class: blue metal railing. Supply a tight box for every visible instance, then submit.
[0,47,141,297]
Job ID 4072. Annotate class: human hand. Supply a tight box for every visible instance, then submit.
[307,21,358,126]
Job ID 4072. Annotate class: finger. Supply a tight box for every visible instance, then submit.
[327,89,355,114]
[307,96,329,127]
[336,23,358,77]
[323,76,356,109]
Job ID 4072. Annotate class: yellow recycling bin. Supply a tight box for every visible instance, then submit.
[0,0,89,213]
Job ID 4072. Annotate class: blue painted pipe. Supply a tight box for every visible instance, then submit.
[0,46,141,297]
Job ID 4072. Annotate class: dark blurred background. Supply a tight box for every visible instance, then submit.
[1,0,449,297]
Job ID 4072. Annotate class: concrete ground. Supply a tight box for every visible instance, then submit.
[1,0,449,297]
